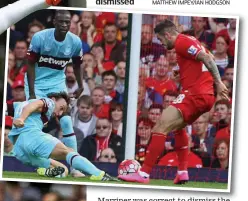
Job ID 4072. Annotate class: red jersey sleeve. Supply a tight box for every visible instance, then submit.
[175,34,203,60]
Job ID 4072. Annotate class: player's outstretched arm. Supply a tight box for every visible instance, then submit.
[0,0,61,35]
[197,51,229,100]
[13,100,45,128]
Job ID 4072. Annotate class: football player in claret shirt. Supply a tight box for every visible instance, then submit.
[118,19,229,184]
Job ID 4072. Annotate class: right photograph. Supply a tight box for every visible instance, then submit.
[119,14,237,190]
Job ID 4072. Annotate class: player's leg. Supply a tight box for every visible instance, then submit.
[0,0,60,35]
[59,114,78,152]
[49,142,118,181]
[118,105,185,183]
[173,129,189,184]
[141,105,185,175]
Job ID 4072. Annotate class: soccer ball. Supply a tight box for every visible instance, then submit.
[118,159,141,175]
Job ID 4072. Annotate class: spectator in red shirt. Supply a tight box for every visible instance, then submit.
[183,17,215,49]
[91,43,116,76]
[215,107,231,140]
[214,99,231,130]
[211,138,230,169]
[96,23,125,65]
[163,90,178,109]
[145,57,177,105]
[213,18,236,58]
[148,104,163,127]
[7,78,26,104]
[92,86,110,119]
[158,133,203,168]
[135,117,153,165]
[78,11,96,45]
[9,40,28,83]
[140,24,166,65]
[213,35,230,72]
[102,70,123,104]
[109,102,123,137]
[117,13,129,44]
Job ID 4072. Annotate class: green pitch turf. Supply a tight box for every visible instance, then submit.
[3,171,228,189]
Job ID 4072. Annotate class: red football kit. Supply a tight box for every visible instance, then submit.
[172,34,216,124]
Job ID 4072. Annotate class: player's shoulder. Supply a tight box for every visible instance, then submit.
[32,28,54,40]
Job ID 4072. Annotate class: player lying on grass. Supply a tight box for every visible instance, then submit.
[0,0,61,35]
[9,92,117,181]
[118,19,229,184]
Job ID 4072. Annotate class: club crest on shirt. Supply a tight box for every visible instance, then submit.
[188,45,198,55]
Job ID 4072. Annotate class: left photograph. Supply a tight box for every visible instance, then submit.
[2,8,131,182]
[0,181,86,201]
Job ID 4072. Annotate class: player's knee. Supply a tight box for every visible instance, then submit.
[153,118,177,134]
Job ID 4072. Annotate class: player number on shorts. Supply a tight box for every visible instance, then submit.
[173,94,185,104]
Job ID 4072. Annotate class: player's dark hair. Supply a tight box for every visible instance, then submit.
[102,70,118,82]
[77,95,93,107]
[154,19,177,35]
[47,92,70,105]
[55,10,71,19]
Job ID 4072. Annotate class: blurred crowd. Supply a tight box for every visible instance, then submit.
[0,181,86,201]
[5,9,129,163]
[135,15,235,170]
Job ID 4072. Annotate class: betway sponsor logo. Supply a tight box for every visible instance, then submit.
[38,56,69,69]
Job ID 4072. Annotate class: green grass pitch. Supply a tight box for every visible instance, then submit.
[3,171,228,189]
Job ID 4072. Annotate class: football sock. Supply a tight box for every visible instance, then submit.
[174,129,189,171]
[0,0,48,35]
[66,152,102,176]
[60,115,78,152]
[140,132,167,175]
